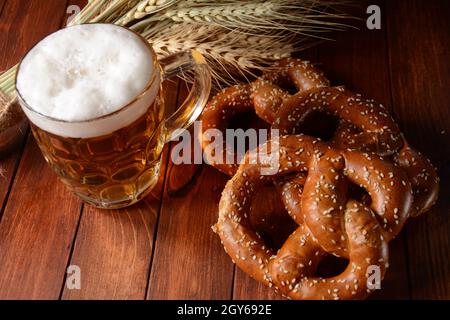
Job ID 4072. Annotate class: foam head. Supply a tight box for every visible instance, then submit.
[16,24,159,138]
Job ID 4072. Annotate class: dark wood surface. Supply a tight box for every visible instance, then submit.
[0,0,448,300]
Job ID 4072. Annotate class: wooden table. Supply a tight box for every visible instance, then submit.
[0,0,448,300]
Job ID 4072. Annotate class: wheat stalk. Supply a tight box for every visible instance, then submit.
[151,0,344,32]
[0,0,354,130]
[131,0,351,37]
[148,23,296,86]
[116,0,179,25]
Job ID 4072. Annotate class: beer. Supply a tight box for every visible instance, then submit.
[31,99,165,208]
[16,24,211,208]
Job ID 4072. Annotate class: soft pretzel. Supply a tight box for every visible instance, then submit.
[298,149,412,257]
[214,135,328,285]
[273,87,404,156]
[199,58,329,176]
[204,57,440,300]
[270,201,388,300]
[214,135,393,300]
[252,58,330,124]
[329,121,439,217]
[199,83,256,176]
[394,142,439,216]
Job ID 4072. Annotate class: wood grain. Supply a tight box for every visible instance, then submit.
[0,142,27,221]
[386,0,450,299]
[147,84,234,300]
[0,0,70,221]
[0,137,82,299]
[0,0,449,300]
[0,0,7,17]
[62,79,178,300]
[0,0,81,300]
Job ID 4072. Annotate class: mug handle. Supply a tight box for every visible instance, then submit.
[159,49,211,141]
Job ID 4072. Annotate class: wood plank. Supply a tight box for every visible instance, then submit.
[147,167,234,299]
[62,79,179,300]
[61,185,164,299]
[0,137,82,299]
[0,0,67,220]
[147,83,235,300]
[386,0,450,300]
[0,0,81,300]
[0,148,25,218]
[0,0,67,70]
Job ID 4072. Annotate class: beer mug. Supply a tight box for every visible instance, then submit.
[16,24,211,209]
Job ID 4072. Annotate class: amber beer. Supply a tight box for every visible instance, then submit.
[16,24,210,208]
[31,97,165,208]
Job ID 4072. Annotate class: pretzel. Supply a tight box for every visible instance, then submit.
[199,58,329,176]
[273,87,404,156]
[199,83,256,176]
[290,149,412,258]
[206,57,439,300]
[394,142,439,216]
[214,135,394,300]
[270,201,388,300]
[270,85,439,216]
[252,58,330,124]
[328,121,439,217]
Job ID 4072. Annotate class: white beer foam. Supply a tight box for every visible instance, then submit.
[17,24,159,138]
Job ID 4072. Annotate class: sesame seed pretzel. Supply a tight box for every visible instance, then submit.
[271,85,438,216]
[270,201,388,300]
[214,135,393,300]
[204,57,439,300]
[295,149,413,258]
[329,121,439,217]
[252,58,330,124]
[199,58,329,176]
[199,82,261,176]
[273,87,404,157]
[394,142,439,216]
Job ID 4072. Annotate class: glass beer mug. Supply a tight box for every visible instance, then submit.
[16,24,211,209]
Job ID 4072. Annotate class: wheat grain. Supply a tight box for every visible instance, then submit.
[0,91,22,131]
[143,0,351,36]
[149,23,295,86]
[116,0,178,25]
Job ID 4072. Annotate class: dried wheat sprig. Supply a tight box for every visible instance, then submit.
[148,24,296,87]
[68,0,112,25]
[141,0,351,35]
[0,65,18,96]
[0,91,22,131]
[116,0,179,26]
